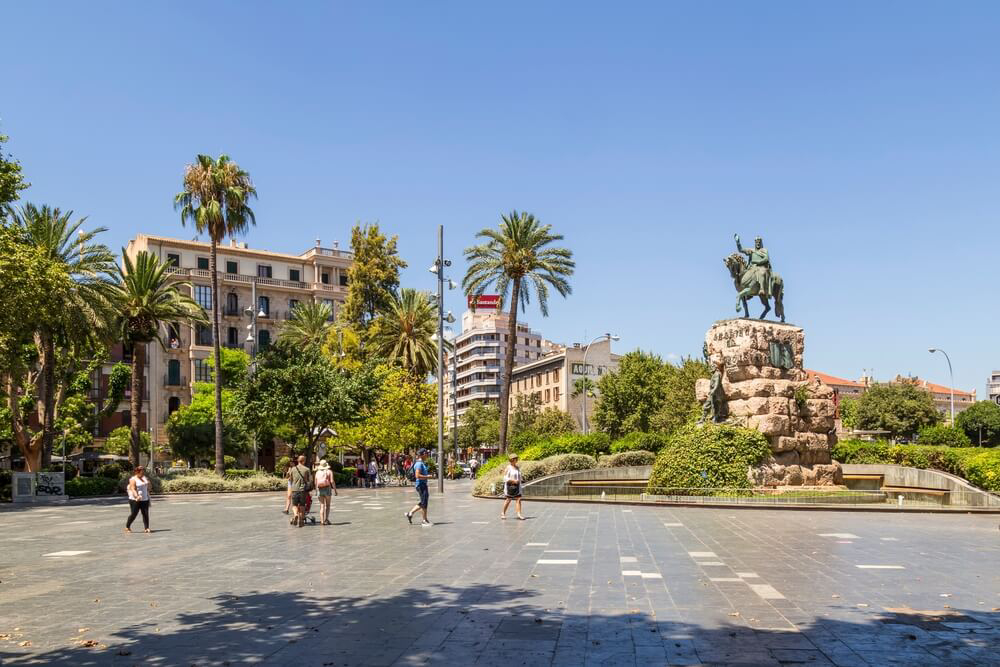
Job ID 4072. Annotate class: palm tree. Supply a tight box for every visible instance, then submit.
[369,288,440,378]
[280,301,333,350]
[463,211,574,453]
[572,377,597,399]
[174,154,257,477]
[4,203,117,468]
[111,250,207,467]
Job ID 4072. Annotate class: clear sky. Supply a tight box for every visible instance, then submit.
[3,2,998,394]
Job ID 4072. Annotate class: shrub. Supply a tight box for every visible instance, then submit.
[159,470,284,493]
[647,424,770,492]
[446,463,464,480]
[0,469,11,502]
[276,456,291,473]
[66,476,119,497]
[472,453,598,496]
[539,453,597,477]
[831,439,892,464]
[42,464,78,481]
[476,456,507,479]
[833,438,1000,493]
[335,467,355,487]
[917,425,972,448]
[519,433,612,461]
[224,469,258,479]
[96,463,129,479]
[599,450,657,468]
[223,455,238,469]
[611,432,669,453]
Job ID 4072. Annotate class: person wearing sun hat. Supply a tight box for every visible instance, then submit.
[500,453,525,520]
[314,459,337,525]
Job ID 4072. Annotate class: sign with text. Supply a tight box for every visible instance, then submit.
[468,294,501,311]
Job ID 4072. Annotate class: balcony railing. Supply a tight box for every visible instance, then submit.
[166,267,310,291]
[163,374,187,387]
[301,247,354,260]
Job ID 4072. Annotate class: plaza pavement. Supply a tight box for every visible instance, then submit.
[0,480,999,666]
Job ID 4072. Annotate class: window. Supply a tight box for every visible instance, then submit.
[258,330,271,349]
[289,299,300,313]
[552,369,559,383]
[322,299,335,320]
[195,285,212,310]
[226,260,238,274]
[166,253,180,267]
[339,273,349,287]
[289,269,300,282]
[197,257,209,270]
[195,324,212,346]
[545,389,550,403]
[167,359,181,386]
[227,327,238,347]
[258,295,270,317]
[321,272,330,284]
[226,292,238,315]
[257,264,272,279]
[553,386,559,401]
[194,359,212,382]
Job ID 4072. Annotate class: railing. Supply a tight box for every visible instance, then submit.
[165,266,309,290]
[301,247,354,260]
[314,282,347,293]
[163,374,187,387]
[518,483,1000,510]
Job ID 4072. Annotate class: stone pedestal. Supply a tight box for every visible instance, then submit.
[696,319,843,487]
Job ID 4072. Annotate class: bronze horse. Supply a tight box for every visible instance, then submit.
[724,252,785,322]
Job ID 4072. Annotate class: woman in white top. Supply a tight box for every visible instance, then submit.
[314,459,338,525]
[500,454,525,520]
[125,466,152,533]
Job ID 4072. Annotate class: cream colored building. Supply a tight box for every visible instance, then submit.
[121,234,352,467]
[508,337,620,430]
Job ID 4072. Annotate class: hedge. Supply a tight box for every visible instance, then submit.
[159,471,285,493]
[518,432,612,461]
[832,439,1000,493]
[611,432,669,454]
[599,450,657,468]
[473,454,599,496]
[647,423,771,492]
[67,476,120,497]
[917,425,972,448]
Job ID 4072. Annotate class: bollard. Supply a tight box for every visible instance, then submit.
[897,494,904,507]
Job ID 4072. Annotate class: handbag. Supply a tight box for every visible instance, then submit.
[505,480,520,496]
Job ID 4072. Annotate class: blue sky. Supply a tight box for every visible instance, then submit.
[3,2,998,393]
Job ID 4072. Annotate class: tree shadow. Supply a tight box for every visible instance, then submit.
[1,583,997,666]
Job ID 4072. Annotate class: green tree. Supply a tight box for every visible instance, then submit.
[532,407,576,437]
[111,250,206,466]
[917,424,972,448]
[839,396,860,430]
[369,288,441,379]
[855,383,941,441]
[281,301,333,350]
[322,322,365,371]
[457,401,500,449]
[509,394,540,438]
[174,154,257,476]
[463,211,575,452]
[208,346,251,389]
[651,357,712,437]
[365,366,436,454]
[955,401,1000,446]
[104,426,151,457]
[341,222,407,336]
[0,131,29,213]
[2,204,116,470]
[571,377,597,400]
[592,351,669,439]
[166,383,247,466]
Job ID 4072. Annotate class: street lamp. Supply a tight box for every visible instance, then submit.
[430,225,458,493]
[928,348,955,424]
[581,333,620,434]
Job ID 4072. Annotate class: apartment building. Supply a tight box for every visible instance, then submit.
[987,371,1000,406]
[115,234,353,466]
[443,309,549,431]
[509,337,620,430]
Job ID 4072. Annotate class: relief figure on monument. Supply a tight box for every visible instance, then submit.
[698,360,728,424]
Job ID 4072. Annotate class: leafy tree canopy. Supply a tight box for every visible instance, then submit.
[650,357,711,437]
[0,132,29,212]
[341,223,407,334]
[364,366,436,453]
[955,400,1000,446]
[457,401,500,450]
[839,396,860,431]
[917,424,972,448]
[208,346,250,389]
[855,383,941,440]
[592,350,670,439]
[166,383,247,465]
[105,426,151,457]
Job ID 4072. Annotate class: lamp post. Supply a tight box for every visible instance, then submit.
[429,226,457,493]
[928,348,955,424]
[581,333,620,434]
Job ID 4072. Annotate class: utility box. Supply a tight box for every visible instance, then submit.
[12,471,68,503]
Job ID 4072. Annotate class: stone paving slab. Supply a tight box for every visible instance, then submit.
[0,482,999,665]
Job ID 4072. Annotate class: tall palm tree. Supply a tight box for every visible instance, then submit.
[280,301,333,350]
[370,288,440,379]
[111,250,207,467]
[4,203,117,468]
[174,154,257,477]
[463,211,574,453]
[571,377,597,399]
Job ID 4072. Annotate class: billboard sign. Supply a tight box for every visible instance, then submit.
[468,294,501,311]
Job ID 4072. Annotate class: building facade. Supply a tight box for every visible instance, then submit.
[987,371,1000,406]
[508,337,620,430]
[119,234,353,466]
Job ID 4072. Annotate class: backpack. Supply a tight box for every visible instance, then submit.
[406,465,417,482]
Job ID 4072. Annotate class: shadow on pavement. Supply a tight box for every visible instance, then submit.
[1,583,997,666]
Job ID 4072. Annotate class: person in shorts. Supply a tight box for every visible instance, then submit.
[404,449,432,526]
[288,455,312,527]
[314,459,338,525]
[500,454,525,520]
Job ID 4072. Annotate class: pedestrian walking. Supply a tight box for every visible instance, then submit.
[469,457,479,479]
[368,458,378,488]
[356,459,367,488]
[125,465,152,533]
[404,449,432,526]
[288,455,313,527]
[283,460,294,514]
[314,459,338,525]
[500,454,525,520]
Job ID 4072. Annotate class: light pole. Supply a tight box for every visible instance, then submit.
[581,333,620,434]
[928,348,955,424]
[429,226,456,492]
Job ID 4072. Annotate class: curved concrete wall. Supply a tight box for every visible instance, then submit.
[842,463,1000,508]
[523,465,652,497]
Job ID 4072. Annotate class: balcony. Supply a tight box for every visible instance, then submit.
[223,306,242,317]
[166,266,310,291]
[300,247,354,260]
[163,374,187,388]
[165,337,186,352]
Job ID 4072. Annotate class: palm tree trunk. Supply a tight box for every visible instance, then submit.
[497,279,521,454]
[40,333,56,468]
[130,344,142,467]
[210,239,225,477]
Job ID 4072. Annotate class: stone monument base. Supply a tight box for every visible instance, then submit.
[698,319,843,487]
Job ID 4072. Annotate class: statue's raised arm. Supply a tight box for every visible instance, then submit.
[734,233,746,255]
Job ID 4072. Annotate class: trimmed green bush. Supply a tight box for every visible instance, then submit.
[96,463,129,479]
[539,453,597,476]
[223,455,238,469]
[472,452,600,497]
[519,432,612,461]
[224,469,258,479]
[276,456,291,473]
[611,432,669,453]
[917,425,972,448]
[159,471,284,493]
[833,438,1000,492]
[647,424,770,492]
[599,450,657,468]
[67,476,119,497]
[335,467,356,487]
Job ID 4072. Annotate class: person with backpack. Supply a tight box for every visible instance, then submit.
[314,459,338,525]
[288,455,313,527]
[404,449,432,526]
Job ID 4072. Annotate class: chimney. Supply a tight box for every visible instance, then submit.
[315,238,321,248]
[333,241,339,250]
[230,239,237,248]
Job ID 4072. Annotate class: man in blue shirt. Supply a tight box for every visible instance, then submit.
[404,449,432,526]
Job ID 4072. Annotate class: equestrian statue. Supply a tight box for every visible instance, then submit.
[725,234,785,322]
